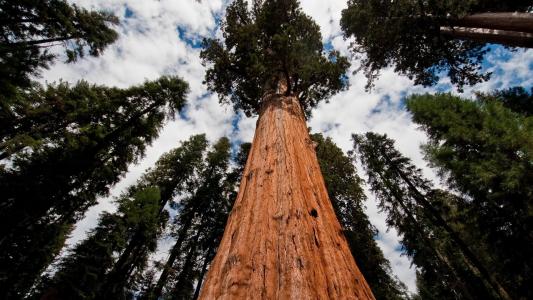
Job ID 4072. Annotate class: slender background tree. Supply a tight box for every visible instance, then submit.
[35,187,163,300]
[31,137,250,300]
[406,90,533,299]
[353,132,508,299]
[0,76,189,299]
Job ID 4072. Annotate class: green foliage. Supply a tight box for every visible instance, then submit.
[146,138,247,300]
[31,135,208,300]
[311,133,409,300]
[201,0,350,117]
[353,132,497,299]
[406,91,533,299]
[1,76,187,161]
[340,0,532,90]
[34,187,161,300]
[0,0,119,97]
[24,136,250,300]
[0,76,188,299]
[478,86,533,116]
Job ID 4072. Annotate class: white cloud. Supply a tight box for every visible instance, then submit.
[40,0,533,295]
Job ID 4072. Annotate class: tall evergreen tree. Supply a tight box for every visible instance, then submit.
[340,0,533,90]
[146,137,239,299]
[36,187,162,300]
[199,1,374,297]
[353,132,512,300]
[0,0,119,97]
[406,91,533,299]
[311,133,409,300]
[98,135,209,299]
[32,134,208,300]
[0,76,189,299]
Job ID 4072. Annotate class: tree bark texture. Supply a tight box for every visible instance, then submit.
[198,92,375,299]
[452,12,533,34]
[441,26,533,48]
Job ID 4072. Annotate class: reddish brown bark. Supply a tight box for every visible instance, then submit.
[198,91,375,299]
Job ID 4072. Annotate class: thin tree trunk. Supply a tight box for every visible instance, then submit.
[452,12,533,34]
[0,36,74,49]
[192,254,211,300]
[440,26,533,48]
[150,213,196,299]
[100,231,146,298]
[102,184,176,298]
[198,89,375,299]
[170,244,197,300]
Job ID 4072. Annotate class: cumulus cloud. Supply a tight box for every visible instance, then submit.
[42,0,533,294]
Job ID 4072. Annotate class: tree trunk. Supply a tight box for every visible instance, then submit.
[100,231,146,298]
[0,36,75,50]
[149,213,196,299]
[170,244,197,300]
[452,12,533,34]
[193,254,211,300]
[440,26,533,48]
[198,90,375,299]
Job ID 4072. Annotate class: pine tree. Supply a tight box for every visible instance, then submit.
[98,135,209,299]
[36,187,162,300]
[340,0,533,90]
[32,134,208,300]
[199,1,373,298]
[406,91,533,299]
[311,133,409,300]
[146,137,237,299]
[0,0,119,97]
[353,132,512,300]
[0,76,189,299]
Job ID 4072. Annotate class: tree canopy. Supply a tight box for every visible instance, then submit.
[406,90,533,298]
[30,136,252,300]
[0,0,119,97]
[353,132,504,299]
[200,0,350,117]
[0,76,189,299]
[340,0,533,90]
[35,187,163,300]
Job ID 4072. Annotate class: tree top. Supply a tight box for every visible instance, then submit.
[201,0,350,117]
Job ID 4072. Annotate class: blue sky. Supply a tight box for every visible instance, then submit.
[41,0,533,294]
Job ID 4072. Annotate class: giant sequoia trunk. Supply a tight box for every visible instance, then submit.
[198,89,375,299]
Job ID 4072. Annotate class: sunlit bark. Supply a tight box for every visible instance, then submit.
[198,86,375,299]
